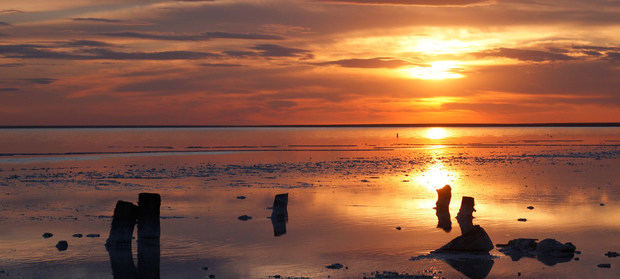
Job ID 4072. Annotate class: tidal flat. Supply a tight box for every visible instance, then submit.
[0,127,618,278]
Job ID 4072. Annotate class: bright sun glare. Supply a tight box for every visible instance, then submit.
[415,163,458,191]
[425,127,448,139]
[403,61,464,80]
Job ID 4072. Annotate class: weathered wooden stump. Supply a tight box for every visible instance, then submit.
[138,238,160,279]
[106,200,138,247]
[456,196,475,235]
[271,193,288,237]
[435,185,451,210]
[138,193,161,239]
[271,193,288,220]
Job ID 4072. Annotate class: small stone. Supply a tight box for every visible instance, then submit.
[597,263,611,268]
[326,263,344,269]
[237,215,252,221]
[236,196,246,200]
[518,218,527,222]
[395,226,402,230]
[575,251,582,254]
[86,234,100,238]
[56,241,68,251]
[600,203,605,206]
[272,275,281,278]
[605,251,619,258]
[575,257,580,261]
[42,232,54,238]
[527,206,534,210]
[209,274,215,278]
[202,267,208,270]
[361,179,369,183]
[72,234,83,238]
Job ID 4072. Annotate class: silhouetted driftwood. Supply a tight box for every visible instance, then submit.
[106,201,138,247]
[138,193,161,239]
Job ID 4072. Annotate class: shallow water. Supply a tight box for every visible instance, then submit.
[0,127,618,278]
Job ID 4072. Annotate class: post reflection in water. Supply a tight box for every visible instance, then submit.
[107,238,161,279]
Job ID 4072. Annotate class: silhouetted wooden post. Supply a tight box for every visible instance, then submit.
[106,200,138,247]
[138,193,160,239]
[271,193,288,237]
[456,196,475,235]
[271,193,288,219]
[435,184,451,210]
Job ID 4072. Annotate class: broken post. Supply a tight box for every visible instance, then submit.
[138,193,161,239]
[456,196,475,235]
[271,193,288,237]
[435,185,451,210]
[106,200,138,247]
[271,193,288,220]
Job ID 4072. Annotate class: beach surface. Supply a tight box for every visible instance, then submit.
[0,127,619,278]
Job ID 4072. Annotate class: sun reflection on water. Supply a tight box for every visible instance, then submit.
[414,163,459,192]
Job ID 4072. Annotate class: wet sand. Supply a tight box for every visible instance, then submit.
[0,127,618,278]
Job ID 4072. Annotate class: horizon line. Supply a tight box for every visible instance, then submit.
[0,122,619,129]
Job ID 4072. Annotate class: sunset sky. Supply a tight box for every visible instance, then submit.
[0,0,618,125]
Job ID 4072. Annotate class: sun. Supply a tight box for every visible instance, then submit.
[403,61,464,80]
[425,127,449,139]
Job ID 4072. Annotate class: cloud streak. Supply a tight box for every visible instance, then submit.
[101,31,284,41]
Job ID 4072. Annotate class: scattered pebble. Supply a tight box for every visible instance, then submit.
[527,206,534,210]
[605,251,619,258]
[56,241,68,251]
[395,226,402,230]
[236,196,246,200]
[597,263,611,268]
[238,215,252,221]
[326,263,344,269]
[600,203,605,206]
[202,267,208,270]
[42,232,53,238]
[361,179,369,183]
[209,275,215,278]
[72,234,83,238]
[86,234,100,238]
[518,218,527,222]
[575,257,580,261]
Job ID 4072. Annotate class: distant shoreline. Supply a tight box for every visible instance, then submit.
[0,123,619,129]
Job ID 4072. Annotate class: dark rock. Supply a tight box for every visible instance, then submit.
[395,226,401,230]
[202,267,208,270]
[326,263,344,269]
[72,234,83,238]
[605,251,619,258]
[518,218,527,222]
[597,263,611,268]
[42,232,53,238]
[86,234,100,238]
[600,203,605,206]
[236,196,246,199]
[527,206,534,210]
[238,215,252,221]
[56,240,68,251]
[498,238,576,266]
[209,274,216,278]
[434,225,494,253]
